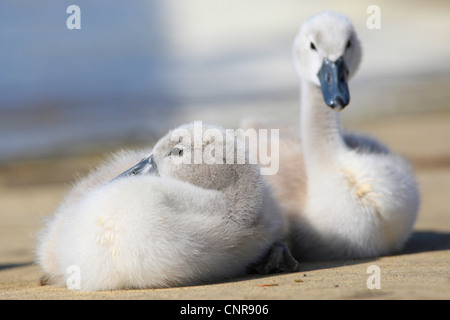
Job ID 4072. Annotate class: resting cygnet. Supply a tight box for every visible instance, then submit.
[36,122,298,291]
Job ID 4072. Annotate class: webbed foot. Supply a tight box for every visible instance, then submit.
[251,241,300,274]
[39,273,50,286]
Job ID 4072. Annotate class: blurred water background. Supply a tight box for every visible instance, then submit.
[1,0,449,164]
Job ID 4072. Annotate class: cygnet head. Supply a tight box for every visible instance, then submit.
[114,122,257,191]
[293,11,362,110]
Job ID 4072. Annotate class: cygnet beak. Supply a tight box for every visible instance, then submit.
[113,154,159,180]
[317,56,350,110]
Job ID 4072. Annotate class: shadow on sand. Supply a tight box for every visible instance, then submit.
[0,261,34,271]
[296,230,450,273]
[403,230,450,254]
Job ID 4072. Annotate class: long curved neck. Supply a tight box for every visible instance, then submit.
[300,79,346,175]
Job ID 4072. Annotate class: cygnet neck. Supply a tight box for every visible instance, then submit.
[300,79,346,175]
[222,164,263,227]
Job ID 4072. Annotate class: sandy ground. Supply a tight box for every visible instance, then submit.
[0,109,449,300]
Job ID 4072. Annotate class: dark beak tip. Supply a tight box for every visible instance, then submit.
[334,96,349,109]
[326,96,349,110]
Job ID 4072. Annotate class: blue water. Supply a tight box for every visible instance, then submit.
[0,1,181,162]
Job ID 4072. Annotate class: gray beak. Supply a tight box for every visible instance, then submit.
[317,56,350,110]
[113,154,158,180]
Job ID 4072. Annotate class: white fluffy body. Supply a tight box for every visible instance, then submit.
[36,123,285,291]
[296,140,420,260]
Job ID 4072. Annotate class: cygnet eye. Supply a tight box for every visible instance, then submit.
[171,147,183,157]
[310,42,316,51]
[346,40,351,49]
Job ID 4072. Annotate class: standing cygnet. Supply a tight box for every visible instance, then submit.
[36,122,297,291]
[242,11,420,261]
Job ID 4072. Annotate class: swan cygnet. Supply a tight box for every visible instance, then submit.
[243,11,420,261]
[36,122,298,291]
